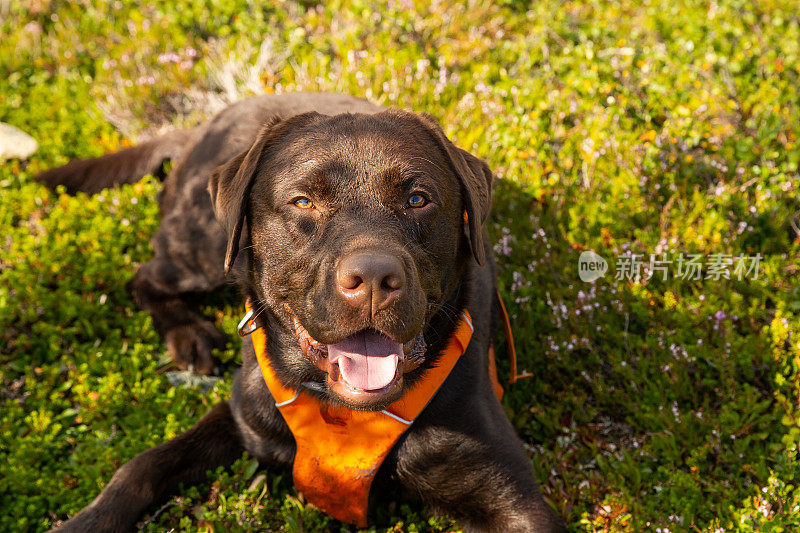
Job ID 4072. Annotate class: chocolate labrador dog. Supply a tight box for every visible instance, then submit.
[38,93,564,531]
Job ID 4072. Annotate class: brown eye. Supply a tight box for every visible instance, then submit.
[406,194,428,208]
[293,197,314,209]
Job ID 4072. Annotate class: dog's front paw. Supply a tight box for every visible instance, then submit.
[164,321,226,374]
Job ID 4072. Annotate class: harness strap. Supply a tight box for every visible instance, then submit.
[496,289,532,383]
[245,306,473,526]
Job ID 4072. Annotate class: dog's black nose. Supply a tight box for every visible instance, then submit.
[336,252,405,314]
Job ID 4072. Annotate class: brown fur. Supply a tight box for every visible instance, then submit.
[40,93,565,531]
[35,128,200,194]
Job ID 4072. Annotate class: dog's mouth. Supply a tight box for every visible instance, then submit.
[292,315,426,408]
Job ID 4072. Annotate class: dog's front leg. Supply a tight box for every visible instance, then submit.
[395,423,566,533]
[52,402,244,532]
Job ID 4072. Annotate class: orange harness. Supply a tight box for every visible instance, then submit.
[240,297,515,526]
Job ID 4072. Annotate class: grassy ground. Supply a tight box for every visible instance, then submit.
[2,0,799,531]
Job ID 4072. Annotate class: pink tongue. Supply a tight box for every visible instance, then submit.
[328,331,401,391]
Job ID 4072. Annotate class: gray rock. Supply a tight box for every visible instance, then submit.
[0,122,38,160]
[165,370,222,393]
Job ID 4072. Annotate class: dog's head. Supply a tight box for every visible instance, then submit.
[209,110,492,410]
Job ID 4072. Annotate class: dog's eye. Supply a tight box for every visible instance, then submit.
[405,194,428,209]
[292,197,314,209]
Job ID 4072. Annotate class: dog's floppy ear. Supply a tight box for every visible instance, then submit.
[208,113,319,274]
[418,114,494,265]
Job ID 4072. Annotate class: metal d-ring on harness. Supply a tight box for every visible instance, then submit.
[237,307,261,337]
[237,304,316,400]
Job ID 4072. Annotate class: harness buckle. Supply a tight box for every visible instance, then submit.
[237,308,261,337]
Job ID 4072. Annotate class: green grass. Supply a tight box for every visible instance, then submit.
[2,0,799,531]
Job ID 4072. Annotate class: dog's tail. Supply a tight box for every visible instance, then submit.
[35,128,199,194]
